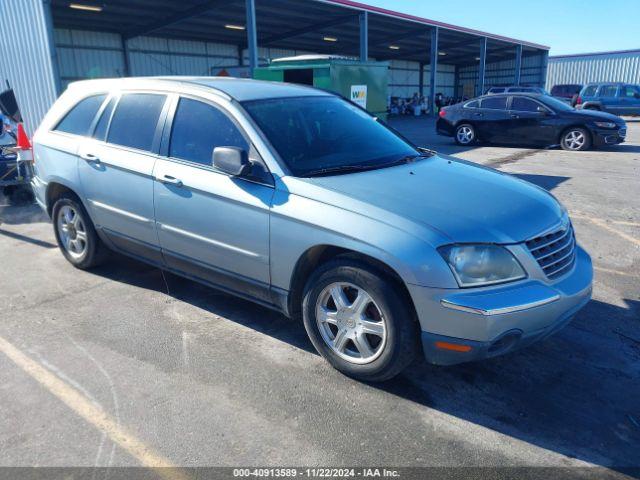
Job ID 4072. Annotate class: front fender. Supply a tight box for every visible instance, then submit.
[269,185,458,291]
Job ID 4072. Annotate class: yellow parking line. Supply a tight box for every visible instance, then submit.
[0,335,188,480]
[594,266,638,278]
[588,217,640,248]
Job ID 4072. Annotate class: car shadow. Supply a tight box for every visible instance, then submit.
[0,202,49,226]
[599,144,640,153]
[510,173,571,191]
[81,253,640,475]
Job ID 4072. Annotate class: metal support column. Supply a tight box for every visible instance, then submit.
[514,44,523,85]
[539,50,549,88]
[478,37,487,96]
[429,27,438,116]
[245,0,258,76]
[418,63,425,96]
[453,66,460,99]
[43,0,62,95]
[359,12,368,61]
[121,35,131,76]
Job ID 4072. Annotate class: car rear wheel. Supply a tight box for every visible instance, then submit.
[302,259,419,382]
[561,127,591,151]
[52,194,108,269]
[455,124,477,146]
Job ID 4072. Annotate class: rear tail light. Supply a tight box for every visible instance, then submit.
[438,109,447,118]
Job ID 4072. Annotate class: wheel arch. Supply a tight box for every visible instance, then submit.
[287,245,417,323]
[45,181,83,217]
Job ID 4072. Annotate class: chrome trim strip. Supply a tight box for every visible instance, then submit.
[158,223,261,258]
[89,200,152,223]
[441,294,561,316]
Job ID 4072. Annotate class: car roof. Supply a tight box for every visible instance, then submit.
[476,92,545,100]
[67,76,331,102]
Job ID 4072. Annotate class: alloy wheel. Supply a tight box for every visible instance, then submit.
[564,130,586,150]
[315,282,387,364]
[456,126,474,144]
[57,205,88,259]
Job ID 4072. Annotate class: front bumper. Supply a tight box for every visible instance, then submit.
[409,246,593,365]
[591,127,626,146]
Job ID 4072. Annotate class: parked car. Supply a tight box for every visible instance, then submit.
[486,86,549,95]
[32,77,592,381]
[437,93,626,151]
[576,82,640,116]
[550,84,582,106]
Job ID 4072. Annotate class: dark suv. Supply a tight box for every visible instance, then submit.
[550,84,582,106]
[576,83,640,116]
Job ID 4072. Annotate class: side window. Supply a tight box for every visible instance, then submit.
[107,93,166,152]
[54,94,107,136]
[464,100,479,109]
[620,86,640,98]
[93,97,116,141]
[511,97,542,112]
[599,86,618,97]
[480,96,508,110]
[582,86,597,97]
[489,88,505,94]
[169,98,249,166]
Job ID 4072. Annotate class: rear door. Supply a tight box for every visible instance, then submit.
[153,95,274,302]
[598,85,621,114]
[476,95,510,142]
[78,91,170,263]
[506,96,557,146]
[619,85,640,115]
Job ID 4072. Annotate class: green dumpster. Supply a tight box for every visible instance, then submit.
[254,55,389,120]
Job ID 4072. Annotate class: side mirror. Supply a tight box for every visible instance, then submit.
[213,147,251,177]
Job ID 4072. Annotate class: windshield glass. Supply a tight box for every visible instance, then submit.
[541,96,575,112]
[242,96,418,177]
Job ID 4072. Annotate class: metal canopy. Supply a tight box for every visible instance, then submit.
[50,0,548,67]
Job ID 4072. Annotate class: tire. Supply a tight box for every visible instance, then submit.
[454,123,477,146]
[302,258,419,382]
[560,127,591,151]
[52,194,108,269]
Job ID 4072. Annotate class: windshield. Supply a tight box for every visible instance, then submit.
[242,96,418,177]
[541,96,575,112]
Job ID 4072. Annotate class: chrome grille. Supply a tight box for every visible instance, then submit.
[526,223,576,280]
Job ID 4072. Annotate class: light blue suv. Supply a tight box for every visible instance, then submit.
[577,82,640,115]
[32,77,593,381]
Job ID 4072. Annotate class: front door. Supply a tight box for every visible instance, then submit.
[505,96,558,146]
[79,92,169,263]
[153,96,273,303]
[619,85,640,116]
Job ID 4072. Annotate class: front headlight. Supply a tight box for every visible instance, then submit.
[594,121,617,129]
[439,244,526,288]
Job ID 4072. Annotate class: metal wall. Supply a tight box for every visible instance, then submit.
[0,0,60,135]
[388,60,455,99]
[459,54,545,96]
[547,50,640,88]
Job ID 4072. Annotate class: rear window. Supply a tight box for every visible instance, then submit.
[107,93,166,152]
[54,94,107,136]
[481,96,508,110]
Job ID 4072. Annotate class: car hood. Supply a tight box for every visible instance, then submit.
[569,109,623,123]
[303,155,564,245]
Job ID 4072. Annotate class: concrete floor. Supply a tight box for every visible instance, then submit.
[0,118,638,477]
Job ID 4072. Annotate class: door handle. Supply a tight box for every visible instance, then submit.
[158,175,183,187]
[473,112,484,117]
[510,114,520,119]
[80,152,100,163]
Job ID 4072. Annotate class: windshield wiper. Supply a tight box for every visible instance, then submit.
[304,152,433,177]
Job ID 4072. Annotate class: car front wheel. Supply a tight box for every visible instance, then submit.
[455,123,477,146]
[561,127,591,151]
[302,259,419,382]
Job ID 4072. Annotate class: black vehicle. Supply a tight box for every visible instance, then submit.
[436,93,627,151]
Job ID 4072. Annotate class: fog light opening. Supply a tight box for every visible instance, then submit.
[488,331,521,355]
